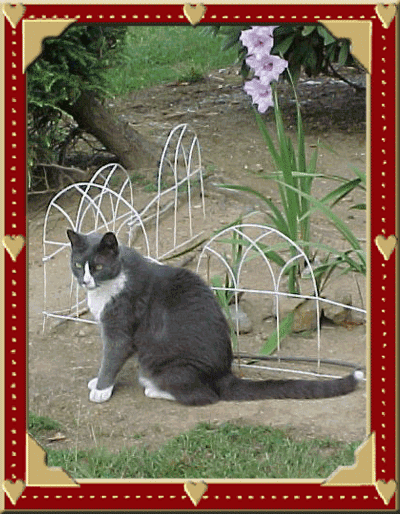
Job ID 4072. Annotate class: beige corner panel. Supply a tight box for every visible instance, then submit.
[320,21,372,74]
[23,19,76,73]
[323,433,375,486]
[26,433,79,487]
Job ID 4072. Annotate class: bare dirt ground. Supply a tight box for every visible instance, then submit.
[28,66,368,467]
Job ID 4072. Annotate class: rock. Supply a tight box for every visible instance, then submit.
[297,277,318,297]
[350,310,367,325]
[292,299,320,332]
[277,296,304,319]
[323,294,353,325]
[263,297,274,320]
[228,304,253,334]
[276,297,320,332]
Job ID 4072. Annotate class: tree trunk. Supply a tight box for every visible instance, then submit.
[62,91,158,171]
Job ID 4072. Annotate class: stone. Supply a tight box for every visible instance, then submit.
[276,296,320,332]
[350,310,367,325]
[228,304,253,334]
[323,293,353,325]
[263,297,274,320]
[277,296,304,319]
[297,277,319,297]
[292,299,320,333]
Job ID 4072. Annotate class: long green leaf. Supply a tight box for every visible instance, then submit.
[350,203,366,210]
[322,178,362,208]
[273,33,296,54]
[271,89,299,242]
[254,109,282,169]
[273,180,362,250]
[348,165,366,187]
[216,237,288,268]
[217,184,290,235]
[260,312,294,355]
[261,171,324,180]
[296,240,366,275]
[300,147,318,246]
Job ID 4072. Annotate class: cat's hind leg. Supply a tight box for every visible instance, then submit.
[155,366,220,406]
[138,371,176,401]
[144,382,176,401]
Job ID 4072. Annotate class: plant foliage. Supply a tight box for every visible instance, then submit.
[27,25,128,188]
[204,24,357,82]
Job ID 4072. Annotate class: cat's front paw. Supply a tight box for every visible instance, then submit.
[88,378,98,390]
[88,378,114,403]
[89,384,114,403]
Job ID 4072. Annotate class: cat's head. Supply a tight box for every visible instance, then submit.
[67,230,121,290]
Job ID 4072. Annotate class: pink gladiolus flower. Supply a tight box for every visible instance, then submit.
[243,78,274,113]
[246,53,288,85]
[239,26,275,58]
[241,26,288,113]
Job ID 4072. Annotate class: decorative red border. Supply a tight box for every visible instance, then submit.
[2,2,398,511]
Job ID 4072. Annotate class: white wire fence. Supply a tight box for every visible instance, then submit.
[42,124,205,330]
[42,124,366,380]
[196,221,366,379]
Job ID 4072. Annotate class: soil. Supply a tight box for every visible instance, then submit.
[28,66,368,470]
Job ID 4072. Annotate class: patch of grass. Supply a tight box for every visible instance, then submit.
[129,171,153,188]
[128,171,169,192]
[103,26,238,96]
[29,412,62,435]
[44,421,360,480]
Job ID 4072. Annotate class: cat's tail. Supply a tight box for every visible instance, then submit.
[216,370,363,401]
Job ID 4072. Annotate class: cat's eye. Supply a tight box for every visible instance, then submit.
[75,262,83,269]
[95,264,103,271]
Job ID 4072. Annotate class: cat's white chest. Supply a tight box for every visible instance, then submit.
[87,272,127,322]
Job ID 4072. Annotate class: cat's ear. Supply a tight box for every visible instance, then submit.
[67,229,86,249]
[98,232,118,255]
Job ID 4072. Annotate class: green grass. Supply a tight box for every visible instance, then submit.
[103,26,238,95]
[29,414,360,480]
[28,412,63,433]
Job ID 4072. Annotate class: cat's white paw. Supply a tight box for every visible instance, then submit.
[89,384,114,403]
[138,375,153,388]
[88,378,98,390]
[88,378,114,403]
[144,385,176,401]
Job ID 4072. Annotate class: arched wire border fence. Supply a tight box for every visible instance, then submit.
[42,124,366,381]
[196,223,366,379]
[42,124,205,329]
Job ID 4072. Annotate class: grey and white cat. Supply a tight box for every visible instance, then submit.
[67,230,363,405]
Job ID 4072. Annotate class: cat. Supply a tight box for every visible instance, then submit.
[67,230,363,405]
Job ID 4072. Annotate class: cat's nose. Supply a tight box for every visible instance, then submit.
[83,264,96,288]
[82,279,96,290]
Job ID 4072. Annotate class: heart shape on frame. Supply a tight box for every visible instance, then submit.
[2,235,26,262]
[375,234,397,261]
[375,4,397,29]
[2,4,26,28]
[375,479,397,505]
[183,4,206,26]
[2,479,26,505]
[184,480,208,506]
